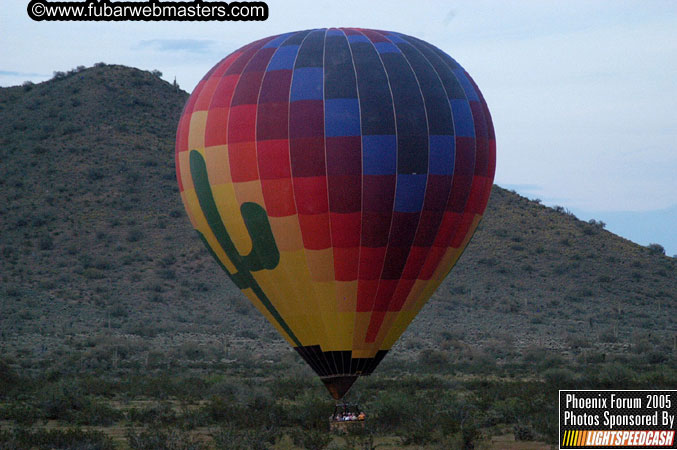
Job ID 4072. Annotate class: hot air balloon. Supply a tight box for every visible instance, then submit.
[175,28,495,400]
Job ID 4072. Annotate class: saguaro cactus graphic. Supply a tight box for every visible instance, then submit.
[189,150,300,346]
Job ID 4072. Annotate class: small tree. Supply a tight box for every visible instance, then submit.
[588,219,606,229]
[647,243,665,255]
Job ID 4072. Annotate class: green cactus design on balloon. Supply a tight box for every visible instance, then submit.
[189,150,300,346]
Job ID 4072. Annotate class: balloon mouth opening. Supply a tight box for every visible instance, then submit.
[321,375,359,400]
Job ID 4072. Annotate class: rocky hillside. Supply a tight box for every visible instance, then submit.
[1,65,675,373]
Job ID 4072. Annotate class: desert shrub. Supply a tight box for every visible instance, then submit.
[271,377,308,400]
[0,427,114,449]
[596,363,635,388]
[566,334,591,349]
[0,359,19,397]
[175,342,206,360]
[82,268,104,279]
[578,351,607,365]
[514,423,535,441]
[599,327,618,343]
[0,402,41,426]
[178,406,209,430]
[201,396,239,423]
[398,413,440,445]
[543,368,578,388]
[38,382,85,422]
[287,391,331,430]
[128,403,178,426]
[31,379,120,425]
[247,394,287,428]
[206,378,240,399]
[645,350,667,364]
[127,228,144,242]
[448,284,469,295]
[108,304,129,318]
[159,254,176,267]
[157,268,177,280]
[39,235,54,250]
[587,219,606,229]
[290,428,332,449]
[236,329,258,340]
[211,426,277,450]
[126,426,207,450]
[77,400,123,426]
[418,349,449,370]
[342,430,375,450]
[370,391,411,432]
[647,243,665,255]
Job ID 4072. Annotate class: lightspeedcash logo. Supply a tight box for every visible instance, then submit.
[560,390,677,449]
[27,0,269,21]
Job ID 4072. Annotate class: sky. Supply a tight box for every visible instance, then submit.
[1,0,675,256]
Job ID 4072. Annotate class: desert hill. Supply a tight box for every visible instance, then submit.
[1,64,675,375]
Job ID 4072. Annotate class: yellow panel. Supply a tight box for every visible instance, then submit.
[334,312,355,350]
[277,249,330,348]
[335,281,357,313]
[258,264,299,307]
[183,188,208,231]
[210,183,252,256]
[233,180,266,206]
[308,281,353,352]
[241,289,294,346]
[249,266,313,344]
[181,189,237,275]
[267,251,321,348]
[268,216,304,252]
[204,145,231,185]
[188,111,208,151]
[177,150,194,193]
[179,190,198,229]
[311,281,337,315]
[352,347,379,360]
[306,248,335,282]
[266,213,329,349]
[216,160,329,349]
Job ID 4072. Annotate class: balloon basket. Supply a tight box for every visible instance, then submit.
[329,401,366,433]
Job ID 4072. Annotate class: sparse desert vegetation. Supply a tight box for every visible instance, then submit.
[0,64,675,448]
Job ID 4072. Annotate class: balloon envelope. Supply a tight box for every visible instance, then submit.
[176,28,495,399]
